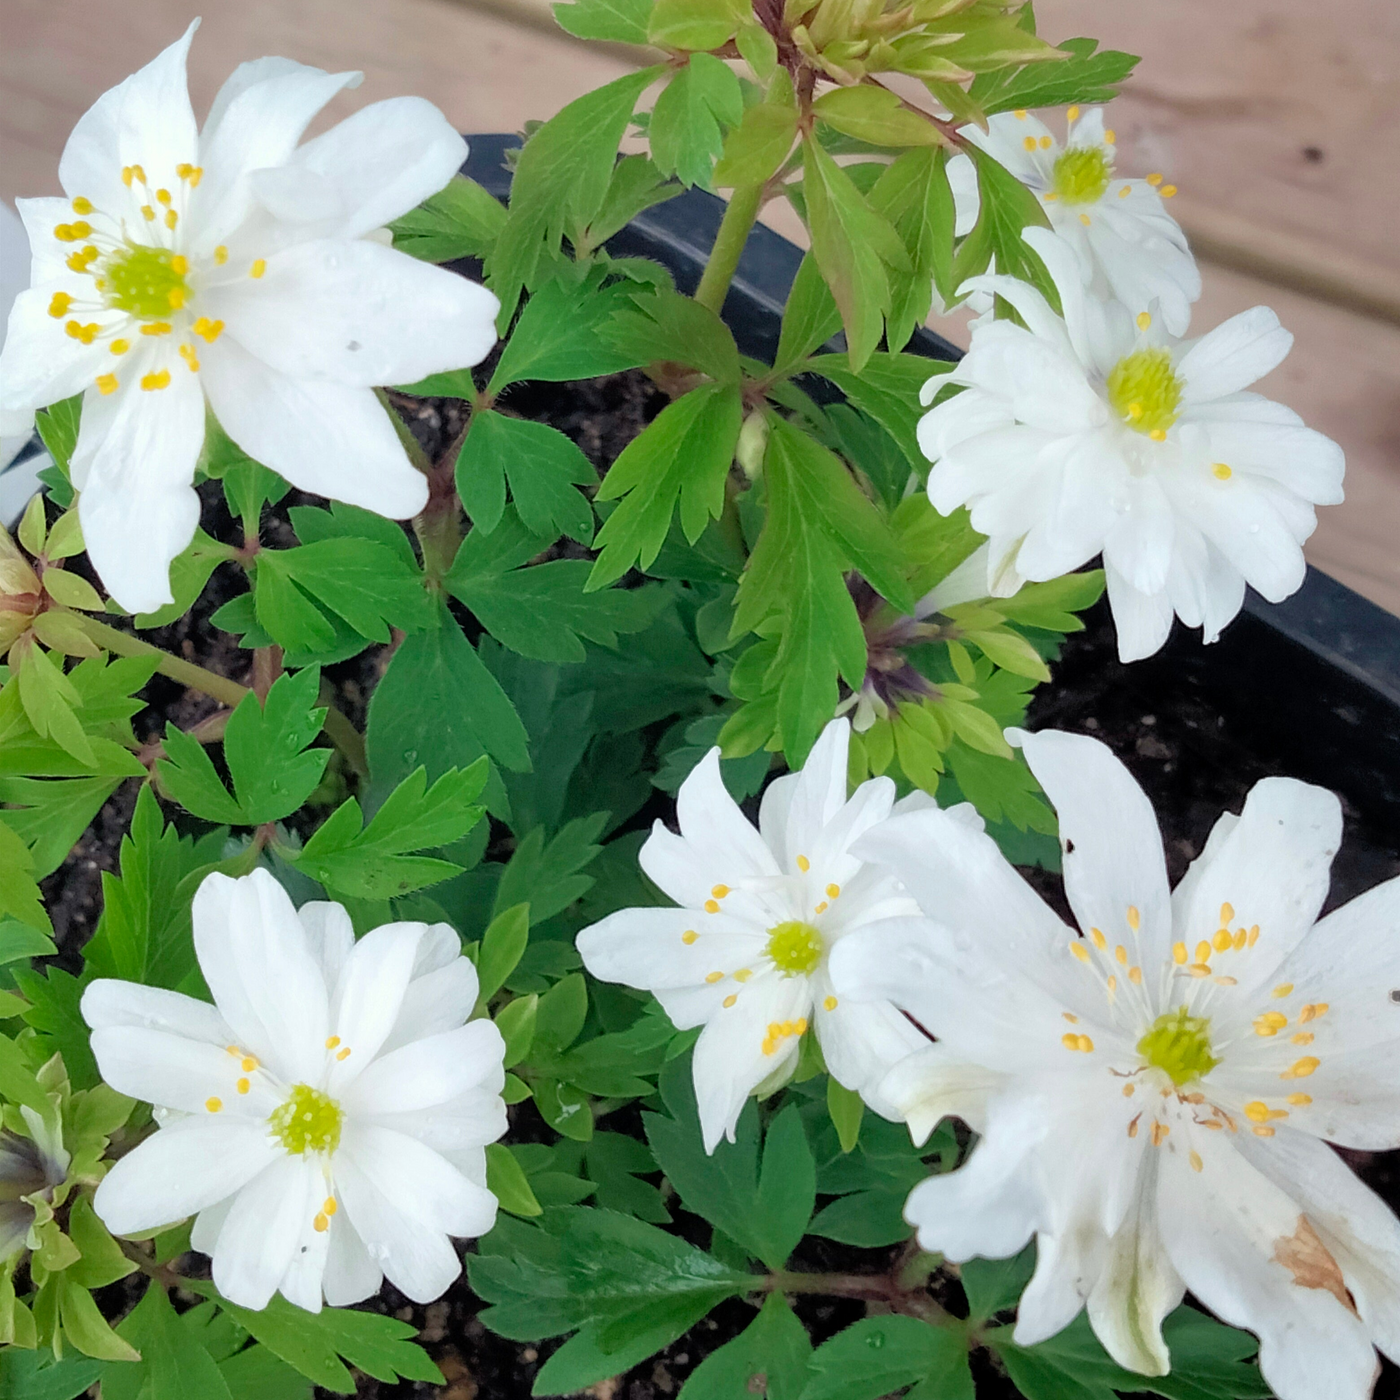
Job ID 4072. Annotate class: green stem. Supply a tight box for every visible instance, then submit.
[765,1269,957,1327]
[74,615,249,709]
[694,185,765,315]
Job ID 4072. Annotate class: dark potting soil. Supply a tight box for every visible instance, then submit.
[35,365,1400,1399]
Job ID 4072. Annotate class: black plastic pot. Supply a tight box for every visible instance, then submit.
[462,133,1400,848]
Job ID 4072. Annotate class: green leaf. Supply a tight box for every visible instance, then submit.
[495,814,607,926]
[951,144,1057,308]
[477,902,531,1004]
[0,773,122,879]
[66,1193,138,1290]
[801,137,910,372]
[808,351,942,478]
[585,154,685,249]
[34,397,81,482]
[755,1104,817,1268]
[487,1141,545,1216]
[367,599,531,802]
[219,1343,315,1400]
[713,96,799,189]
[589,382,744,587]
[553,0,652,43]
[678,1292,811,1400]
[827,1075,864,1153]
[292,763,487,898]
[774,253,842,373]
[604,284,740,385]
[106,1283,234,1400]
[531,1307,707,1396]
[14,641,93,767]
[585,1131,669,1222]
[448,511,662,664]
[970,36,1139,116]
[132,529,234,629]
[0,816,51,935]
[454,411,595,542]
[806,1184,912,1247]
[812,85,940,148]
[0,1350,104,1400]
[489,268,652,393]
[647,0,744,50]
[59,1277,141,1362]
[486,68,665,325]
[496,992,538,1068]
[962,1242,1036,1320]
[799,1315,973,1400]
[182,1283,441,1393]
[0,918,56,963]
[390,174,507,262]
[13,965,98,1089]
[650,54,744,189]
[157,668,329,825]
[994,569,1105,632]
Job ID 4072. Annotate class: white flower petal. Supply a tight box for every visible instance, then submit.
[1177,306,1293,403]
[81,979,232,1044]
[89,1026,279,1118]
[94,1117,278,1235]
[204,239,498,387]
[577,906,765,992]
[322,1209,383,1307]
[343,1020,506,1117]
[1187,402,1345,506]
[917,387,1015,465]
[1011,729,1174,963]
[326,921,426,1089]
[74,367,205,613]
[875,1042,1007,1140]
[297,900,356,1000]
[199,333,428,519]
[1103,558,1175,662]
[0,282,115,414]
[285,97,469,240]
[190,1194,234,1258]
[192,870,330,1084]
[12,198,66,287]
[775,718,851,863]
[1016,1226,1108,1353]
[380,936,480,1056]
[365,1089,509,1155]
[814,991,928,1113]
[1157,1123,1378,1400]
[213,1153,322,1311]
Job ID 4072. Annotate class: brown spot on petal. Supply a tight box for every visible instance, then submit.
[1273,1216,1358,1316]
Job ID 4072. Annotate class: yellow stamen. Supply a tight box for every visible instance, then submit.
[1104,129,1116,144]
[1147,172,1163,186]
[826,883,840,899]
[1079,213,1091,226]
[314,1213,329,1232]
[814,901,828,914]
[141,206,156,222]
[1106,975,1118,992]
[336,1046,351,1061]
[156,188,172,206]
[1039,135,1052,149]
[140,369,171,392]
[1123,1083,1135,1096]
[1213,976,1237,986]
[326,1036,341,1049]
[1172,942,1187,965]
[206,1097,222,1113]
[1023,136,1037,153]
[1252,1125,1275,1137]
[1244,1101,1270,1122]
[1070,942,1091,963]
[1272,983,1293,998]
[1160,184,1177,198]
[236,1077,250,1094]
[1195,940,1212,964]
[1128,966,1143,985]
[250,258,267,278]
[711,884,730,899]
[324,1197,337,1216]
[704,900,720,913]
[71,196,94,215]
[824,995,838,1011]
[1213,929,1232,953]
[1091,927,1106,949]
[1067,105,1080,121]
[1149,429,1167,442]
[141,322,172,336]
[797,855,810,872]
[164,209,179,230]
[1287,1093,1312,1106]
[48,292,73,318]
[1233,928,1247,949]
[1282,1057,1320,1079]
[192,317,225,343]
[734,968,752,982]
[214,245,229,265]
[1137,312,1152,331]
[1248,925,1261,946]
[1151,1121,1169,1146]
[1115,945,1128,966]
[1186,964,1211,979]
[1119,185,1131,198]
[241,1056,258,1072]
[95,373,118,396]
[1219,903,1234,924]
[1189,1150,1203,1171]
[723,994,737,1008]
[1291,1032,1314,1046]
[1077,1035,1093,1052]
[1063,1012,1078,1023]
[705,971,723,984]
[682,930,698,945]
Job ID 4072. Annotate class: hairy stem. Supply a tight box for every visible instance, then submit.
[74,615,250,709]
[765,1268,958,1327]
[118,1238,186,1293]
[695,184,766,315]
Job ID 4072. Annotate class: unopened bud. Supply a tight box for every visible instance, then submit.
[0,527,42,652]
[736,410,770,480]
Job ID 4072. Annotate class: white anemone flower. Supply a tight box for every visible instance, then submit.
[576,718,929,1152]
[82,869,507,1312]
[0,201,36,473]
[918,227,1344,663]
[830,727,1400,1400]
[0,22,499,614]
[949,105,1200,335]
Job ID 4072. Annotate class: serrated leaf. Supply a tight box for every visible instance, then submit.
[487,1141,545,1216]
[808,351,943,477]
[477,902,531,1004]
[553,0,652,43]
[650,54,744,189]
[678,1292,811,1400]
[390,174,507,263]
[774,253,842,372]
[0,816,51,934]
[951,143,1057,308]
[455,411,595,542]
[647,0,744,50]
[799,1315,973,1400]
[713,97,798,189]
[584,154,685,249]
[604,284,740,385]
[0,773,124,878]
[813,85,941,148]
[971,36,1139,116]
[589,382,743,587]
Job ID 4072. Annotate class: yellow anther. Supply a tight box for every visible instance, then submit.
[1149,428,1167,442]
[1272,984,1294,998]
[95,373,118,396]
[1070,942,1091,963]
[121,167,134,186]
[1136,312,1152,331]
[825,883,840,899]
[1282,1057,1319,1079]
[1211,929,1230,953]
[140,369,171,391]
[192,317,225,343]
[723,994,737,1008]
[1233,929,1247,949]
[1244,1101,1270,1122]
[1039,135,1052,149]
[1077,1034,1093,1052]
[176,163,194,179]
[705,971,723,984]
[1063,1012,1078,1023]
[761,1038,777,1056]
[1114,944,1128,966]
[1091,927,1106,949]
[1219,903,1234,924]
[1213,976,1237,986]
[326,1036,341,1049]
[1313,1002,1329,1018]
[226,1046,240,1056]
[178,344,200,371]
[156,188,172,206]
[140,321,171,336]
[1186,964,1211,979]
[795,1017,808,1036]
[164,209,178,230]
[1248,925,1261,946]
[1127,402,1144,420]
[734,968,752,982]
[1253,1012,1287,1036]
[682,930,698,945]
[1189,1149,1203,1172]
[1080,213,1092,225]
[1014,109,1027,119]
[1044,192,1058,202]
[1151,1121,1169,1146]
[313,1213,329,1232]
[141,206,156,222]
[1287,1093,1312,1106]
[1172,942,1187,965]
[1023,136,1037,153]
[1106,975,1117,992]
[1119,185,1131,198]
[66,251,90,272]
[206,1097,222,1113]
[1067,105,1080,121]
[71,196,94,215]
[214,245,229,265]
[250,258,267,278]
[48,292,73,318]
[1128,966,1143,985]
[1104,129,1116,144]
[1147,173,1163,186]
[1123,1083,1135,1096]
[236,1077,250,1094]
[1160,184,1177,198]
[1062,1033,1080,1050]
[70,221,91,239]
[241,1056,257,1072]
[1292,1032,1314,1046]
[814,901,828,914]
[711,884,730,899]
[130,165,146,185]
[796,855,810,872]
[169,254,189,275]
[336,1046,351,1061]
[824,996,838,1011]
[704,900,720,913]
[768,1023,782,1038]
[324,1197,337,1216]
[1252,1125,1276,1137]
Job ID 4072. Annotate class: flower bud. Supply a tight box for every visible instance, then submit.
[736,410,770,481]
[0,526,42,652]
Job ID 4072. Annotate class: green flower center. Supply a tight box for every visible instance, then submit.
[103,245,189,321]
[1106,348,1183,437]
[269,1084,343,1156]
[765,921,824,978]
[1052,146,1112,205]
[1137,1006,1219,1087]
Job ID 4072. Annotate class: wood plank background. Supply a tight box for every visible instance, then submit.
[3,0,1397,614]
